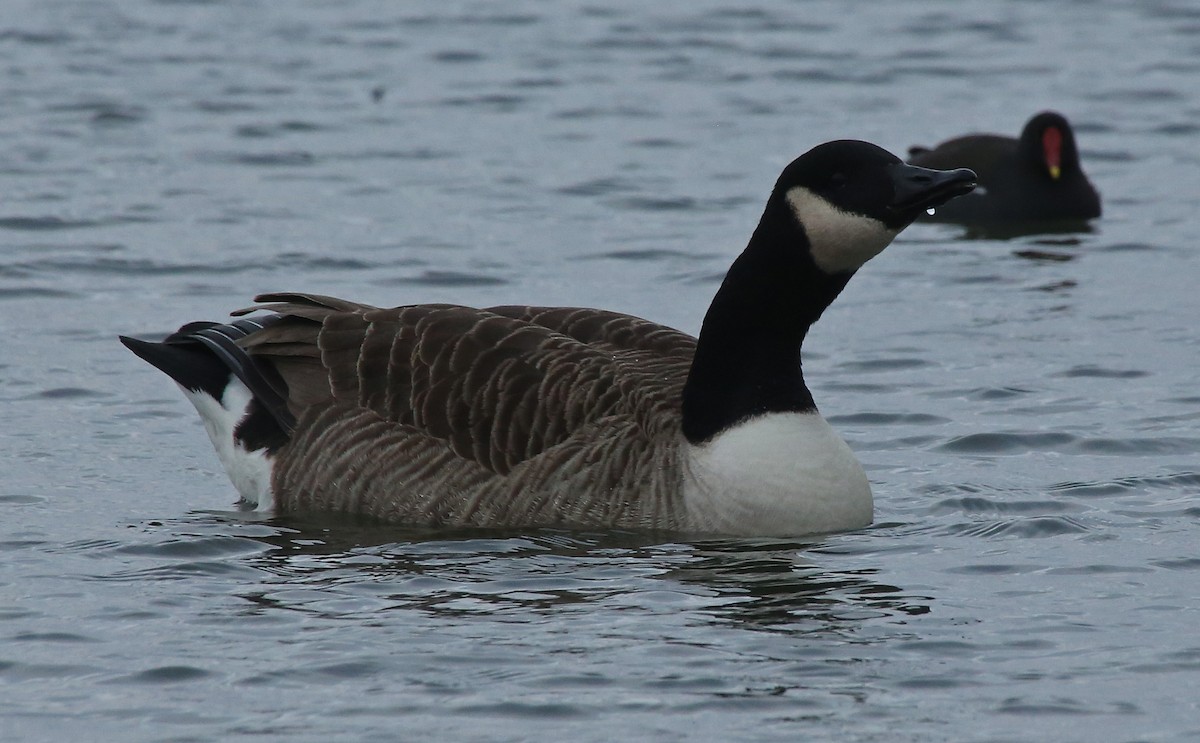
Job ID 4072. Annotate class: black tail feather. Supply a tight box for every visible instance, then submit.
[119,315,296,435]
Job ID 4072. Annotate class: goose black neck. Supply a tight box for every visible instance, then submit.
[680,197,853,444]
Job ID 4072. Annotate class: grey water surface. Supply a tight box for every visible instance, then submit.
[2,1,1199,741]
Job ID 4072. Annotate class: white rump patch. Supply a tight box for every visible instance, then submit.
[786,186,898,274]
[180,378,274,511]
[682,412,873,536]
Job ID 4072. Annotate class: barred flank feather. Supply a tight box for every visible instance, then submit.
[229,294,693,528]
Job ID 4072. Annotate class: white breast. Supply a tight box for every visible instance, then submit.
[682,412,873,536]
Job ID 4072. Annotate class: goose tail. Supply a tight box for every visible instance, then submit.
[119,317,292,509]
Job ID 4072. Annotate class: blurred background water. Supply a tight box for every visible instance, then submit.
[2,1,1199,741]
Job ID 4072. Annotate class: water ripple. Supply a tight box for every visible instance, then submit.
[1074,437,1200,455]
[556,177,638,197]
[941,516,1089,539]
[111,535,268,560]
[931,496,1076,516]
[1055,365,1149,379]
[939,431,1077,454]
[29,387,110,400]
[0,287,78,299]
[836,358,932,373]
[439,94,529,112]
[1051,472,1200,497]
[827,412,949,425]
[0,216,115,231]
[0,29,72,45]
[234,120,329,138]
[197,150,317,167]
[379,270,509,287]
[578,248,701,262]
[112,665,214,684]
[11,631,98,643]
[7,256,259,277]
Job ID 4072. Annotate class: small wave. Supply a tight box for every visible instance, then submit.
[1055,365,1148,379]
[679,270,728,286]
[1103,242,1162,254]
[930,386,1035,402]
[0,661,101,681]
[1029,279,1078,292]
[235,120,328,139]
[111,665,214,684]
[995,697,1112,716]
[0,29,72,44]
[1074,437,1200,455]
[334,148,452,162]
[192,99,260,114]
[629,137,684,149]
[1013,249,1076,262]
[771,67,894,85]
[0,287,79,299]
[399,13,540,28]
[0,494,46,505]
[296,256,379,271]
[92,560,263,582]
[1052,471,1200,497]
[946,563,1043,575]
[1045,563,1151,575]
[380,270,509,287]
[1153,558,1200,571]
[556,177,636,197]
[438,94,528,112]
[554,105,658,120]
[827,412,949,426]
[0,214,156,231]
[579,248,697,262]
[198,150,316,167]
[15,256,262,277]
[939,431,1077,454]
[0,216,100,230]
[112,534,268,560]
[55,538,125,553]
[930,496,1073,516]
[1155,122,1200,136]
[510,77,562,89]
[97,107,148,126]
[431,50,486,63]
[31,387,111,400]
[942,516,1089,539]
[610,196,700,212]
[1093,87,1184,102]
[12,631,98,643]
[836,357,931,373]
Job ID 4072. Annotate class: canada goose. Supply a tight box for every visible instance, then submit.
[908,111,1100,224]
[121,140,975,537]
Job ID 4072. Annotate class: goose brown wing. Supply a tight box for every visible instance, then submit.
[232,293,691,475]
[486,305,696,358]
[486,305,697,431]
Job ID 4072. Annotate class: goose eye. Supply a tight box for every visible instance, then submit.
[830,173,848,189]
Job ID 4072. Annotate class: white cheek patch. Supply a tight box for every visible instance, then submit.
[786,186,898,274]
